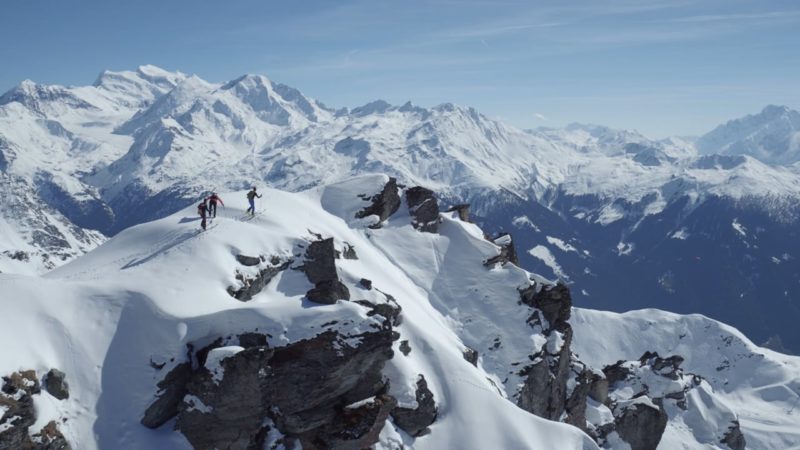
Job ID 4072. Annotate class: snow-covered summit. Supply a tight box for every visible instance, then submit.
[696,104,800,165]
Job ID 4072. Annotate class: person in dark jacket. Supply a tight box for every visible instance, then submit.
[198,201,208,230]
[246,187,262,216]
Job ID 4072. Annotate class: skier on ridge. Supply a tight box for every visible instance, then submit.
[197,200,209,231]
[205,192,224,218]
[246,187,262,216]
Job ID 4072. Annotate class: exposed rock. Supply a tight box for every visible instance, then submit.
[446,203,471,222]
[484,232,519,267]
[299,395,397,450]
[564,367,592,430]
[235,254,262,266]
[399,340,411,356]
[640,352,685,380]
[614,401,668,450]
[519,282,572,329]
[228,258,292,301]
[166,327,395,450]
[406,187,440,233]
[30,421,70,450]
[1,371,70,450]
[354,298,402,329]
[342,243,358,260]
[720,420,746,450]
[307,279,351,304]
[462,347,478,367]
[588,372,609,404]
[391,375,438,437]
[355,177,401,227]
[44,369,69,400]
[603,360,633,386]
[141,362,193,429]
[302,238,338,284]
[359,278,372,290]
[518,326,574,421]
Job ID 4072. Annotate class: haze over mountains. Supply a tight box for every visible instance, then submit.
[1,65,800,358]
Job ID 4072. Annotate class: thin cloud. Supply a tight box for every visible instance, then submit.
[535,113,547,121]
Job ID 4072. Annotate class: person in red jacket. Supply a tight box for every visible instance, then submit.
[205,193,224,218]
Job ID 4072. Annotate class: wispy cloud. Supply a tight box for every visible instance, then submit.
[535,113,547,121]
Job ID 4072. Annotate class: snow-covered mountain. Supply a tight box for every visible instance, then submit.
[696,105,800,165]
[2,175,797,449]
[2,66,800,359]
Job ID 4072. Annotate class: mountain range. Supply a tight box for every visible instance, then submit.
[1,65,800,360]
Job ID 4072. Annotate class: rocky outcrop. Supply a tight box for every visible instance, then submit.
[517,325,575,422]
[519,282,572,329]
[141,362,192,429]
[406,187,440,233]
[342,243,358,260]
[614,400,668,450]
[0,370,70,450]
[446,203,470,222]
[462,347,478,366]
[721,420,746,450]
[144,326,395,450]
[307,279,350,304]
[44,369,69,400]
[391,375,438,437]
[301,238,351,304]
[484,233,519,267]
[228,256,292,301]
[355,177,401,227]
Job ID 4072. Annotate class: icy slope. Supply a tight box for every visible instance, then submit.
[0,175,597,450]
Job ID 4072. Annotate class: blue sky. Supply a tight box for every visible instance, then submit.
[2,0,799,138]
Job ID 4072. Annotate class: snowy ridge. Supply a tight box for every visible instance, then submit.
[1,175,798,449]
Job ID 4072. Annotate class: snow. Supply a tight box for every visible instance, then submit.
[670,228,689,240]
[528,245,569,281]
[732,218,747,237]
[546,236,578,253]
[0,177,599,450]
[204,346,244,384]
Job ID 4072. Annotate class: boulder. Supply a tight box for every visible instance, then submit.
[355,177,401,227]
[307,279,351,304]
[342,243,358,260]
[302,238,338,284]
[399,340,411,356]
[720,420,746,450]
[1,370,70,450]
[391,375,438,437]
[30,421,70,450]
[235,254,262,266]
[406,187,440,233]
[614,401,668,450]
[359,278,372,290]
[44,369,69,400]
[484,233,519,267]
[462,347,478,367]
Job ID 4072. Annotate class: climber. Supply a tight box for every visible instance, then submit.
[198,200,208,230]
[206,192,224,218]
[246,187,262,216]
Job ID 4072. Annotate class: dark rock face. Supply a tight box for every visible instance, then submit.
[721,420,746,450]
[518,326,574,421]
[145,326,395,450]
[44,369,69,400]
[354,298,402,329]
[355,177,401,227]
[303,238,338,284]
[359,278,372,290]
[141,362,193,429]
[446,203,471,222]
[484,233,519,267]
[462,347,478,367]
[406,187,440,233]
[391,375,438,437]
[519,283,572,328]
[235,254,262,266]
[307,279,351,304]
[614,402,668,450]
[399,340,411,356]
[603,360,633,386]
[0,370,70,450]
[228,258,292,301]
